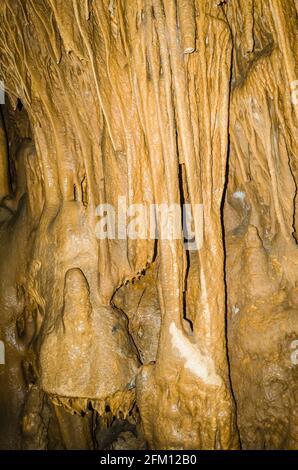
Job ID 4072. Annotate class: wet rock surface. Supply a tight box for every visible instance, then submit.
[0,0,297,450]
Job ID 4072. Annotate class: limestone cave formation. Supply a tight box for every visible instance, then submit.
[0,0,298,450]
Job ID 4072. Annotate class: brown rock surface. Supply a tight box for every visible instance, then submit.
[0,0,297,450]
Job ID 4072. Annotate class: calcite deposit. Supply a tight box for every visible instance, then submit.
[0,0,297,450]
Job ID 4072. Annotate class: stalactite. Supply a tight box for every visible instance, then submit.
[177,0,196,54]
[0,0,297,451]
[0,109,10,199]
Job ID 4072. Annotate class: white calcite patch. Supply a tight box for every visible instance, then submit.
[169,322,221,386]
[233,190,246,200]
[232,305,240,315]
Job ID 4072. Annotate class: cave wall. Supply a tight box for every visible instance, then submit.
[0,0,297,450]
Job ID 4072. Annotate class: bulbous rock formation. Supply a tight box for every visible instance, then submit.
[0,0,297,450]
